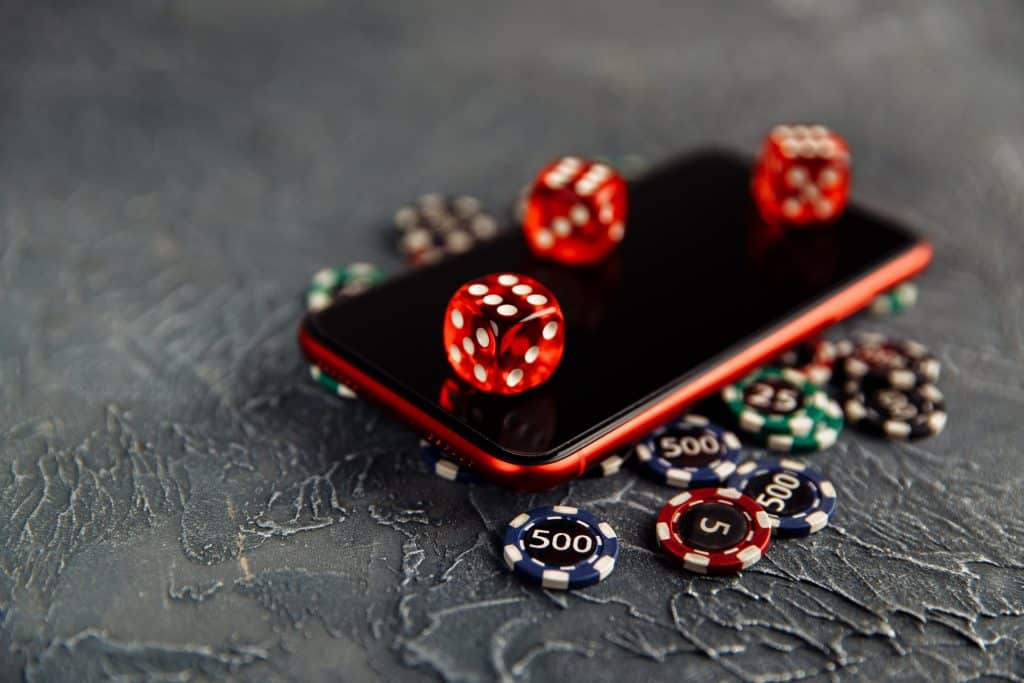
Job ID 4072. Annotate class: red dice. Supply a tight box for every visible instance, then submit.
[443,273,565,395]
[522,157,627,265]
[752,125,851,226]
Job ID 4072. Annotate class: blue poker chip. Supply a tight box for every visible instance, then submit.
[635,414,742,488]
[419,441,481,484]
[727,457,837,538]
[502,505,619,590]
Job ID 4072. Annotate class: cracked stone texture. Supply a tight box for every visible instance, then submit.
[1,1,1023,681]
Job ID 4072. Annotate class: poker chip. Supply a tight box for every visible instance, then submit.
[394,194,500,265]
[655,487,772,575]
[309,364,357,400]
[835,333,940,389]
[870,281,918,316]
[728,458,837,538]
[419,440,481,483]
[306,262,385,313]
[722,366,832,438]
[842,375,947,440]
[581,449,633,478]
[761,397,844,454]
[635,414,742,488]
[774,339,837,386]
[503,505,619,590]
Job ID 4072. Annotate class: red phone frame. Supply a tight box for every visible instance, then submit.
[298,240,931,490]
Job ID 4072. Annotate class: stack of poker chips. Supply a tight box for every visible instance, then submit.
[394,194,500,266]
[834,333,946,440]
[761,331,946,442]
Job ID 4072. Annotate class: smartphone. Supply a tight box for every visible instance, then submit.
[299,150,931,490]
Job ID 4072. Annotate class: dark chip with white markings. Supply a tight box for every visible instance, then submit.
[843,374,947,439]
[836,333,940,389]
[394,194,500,265]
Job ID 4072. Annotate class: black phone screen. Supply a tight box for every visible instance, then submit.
[305,150,921,463]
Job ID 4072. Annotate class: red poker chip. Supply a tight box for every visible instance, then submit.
[655,488,773,575]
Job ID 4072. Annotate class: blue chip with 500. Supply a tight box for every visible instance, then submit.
[502,505,619,590]
[728,457,837,538]
[635,414,742,488]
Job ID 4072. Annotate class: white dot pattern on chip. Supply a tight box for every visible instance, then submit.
[468,283,489,296]
[394,206,417,228]
[450,309,464,329]
[312,269,336,287]
[526,294,548,305]
[472,215,498,238]
[542,322,559,340]
[453,195,480,215]
[474,364,487,382]
[475,328,489,347]
[497,304,518,317]
[483,294,503,305]
[506,369,524,388]
[308,292,329,311]
[498,274,519,286]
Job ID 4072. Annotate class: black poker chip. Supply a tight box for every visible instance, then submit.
[394,194,500,265]
[842,374,947,440]
[835,333,940,389]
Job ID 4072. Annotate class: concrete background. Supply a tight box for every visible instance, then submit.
[2,1,1023,680]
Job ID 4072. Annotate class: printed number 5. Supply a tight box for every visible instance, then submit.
[700,517,731,536]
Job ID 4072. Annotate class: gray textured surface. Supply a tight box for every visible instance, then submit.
[2,1,1024,681]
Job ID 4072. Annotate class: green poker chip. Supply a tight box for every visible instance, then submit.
[309,364,357,400]
[870,281,918,316]
[721,366,832,438]
[304,263,385,402]
[758,397,844,454]
[306,262,386,313]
